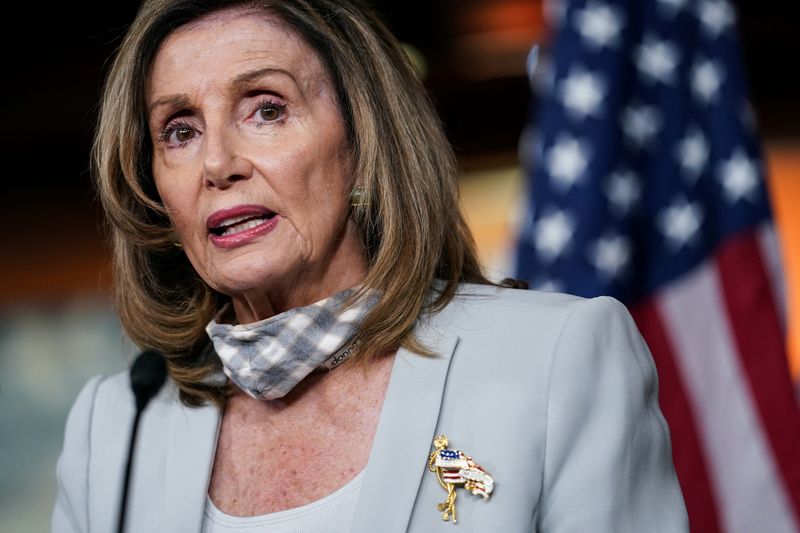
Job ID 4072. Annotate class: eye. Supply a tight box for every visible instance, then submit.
[258,104,282,121]
[253,99,286,124]
[172,126,195,143]
[169,126,194,144]
[158,121,197,147]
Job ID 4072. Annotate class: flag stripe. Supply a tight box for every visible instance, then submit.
[632,301,723,533]
[716,229,800,523]
[758,223,788,327]
[657,258,797,533]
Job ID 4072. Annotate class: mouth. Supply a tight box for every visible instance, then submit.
[206,205,280,248]
[209,212,277,237]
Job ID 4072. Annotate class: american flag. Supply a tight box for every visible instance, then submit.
[514,0,800,531]
[442,470,466,484]
[436,449,469,484]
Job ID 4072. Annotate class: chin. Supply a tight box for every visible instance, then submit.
[201,256,286,294]
[216,269,287,295]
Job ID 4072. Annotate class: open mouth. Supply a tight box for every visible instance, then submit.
[209,212,277,237]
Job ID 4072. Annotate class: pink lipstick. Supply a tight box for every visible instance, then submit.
[207,205,279,249]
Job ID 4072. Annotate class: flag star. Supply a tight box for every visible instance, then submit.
[574,2,624,50]
[718,149,760,203]
[590,233,632,280]
[534,210,575,262]
[697,0,735,38]
[656,0,689,17]
[558,67,606,119]
[605,169,641,216]
[675,126,709,180]
[546,135,590,190]
[635,36,680,84]
[657,198,704,250]
[621,104,662,149]
[691,59,724,104]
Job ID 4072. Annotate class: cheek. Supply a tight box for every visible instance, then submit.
[152,163,199,231]
[152,144,203,194]
[152,162,175,208]
[286,164,350,230]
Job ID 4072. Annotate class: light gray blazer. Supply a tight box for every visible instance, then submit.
[52,284,688,532]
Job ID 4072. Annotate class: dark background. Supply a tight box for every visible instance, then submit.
[2,0,798,303]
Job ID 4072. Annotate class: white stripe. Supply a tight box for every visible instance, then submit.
[758,222,788,328]
[657,259,798,533]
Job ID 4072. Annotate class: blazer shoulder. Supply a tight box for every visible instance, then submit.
[95,369,133,402]
[426,286,642,388]
[446,282,590,319]
[57,367,183,479]
[53,373,114,533]
[53,367,202,533]
[91,368,184,427]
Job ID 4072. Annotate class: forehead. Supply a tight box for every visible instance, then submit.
[146,9,330,101]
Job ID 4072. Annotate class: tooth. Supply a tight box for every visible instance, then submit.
[220,218,268,236]
[220,214,251,228]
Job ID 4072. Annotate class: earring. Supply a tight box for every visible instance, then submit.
[350,186,367,207]
[168,230,183,249]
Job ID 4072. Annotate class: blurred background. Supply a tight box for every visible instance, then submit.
[1,0,798,531]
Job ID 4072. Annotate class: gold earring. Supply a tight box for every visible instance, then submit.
[350,186,367,207]
[168,230,183,249]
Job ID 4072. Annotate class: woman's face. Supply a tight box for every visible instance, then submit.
[146,11,366,318]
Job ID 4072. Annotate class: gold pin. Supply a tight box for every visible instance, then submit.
[428,434,494,524]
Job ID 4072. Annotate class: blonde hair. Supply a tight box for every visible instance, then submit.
[94,0,502,406]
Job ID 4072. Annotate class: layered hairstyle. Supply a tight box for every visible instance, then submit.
[94,0,501,406]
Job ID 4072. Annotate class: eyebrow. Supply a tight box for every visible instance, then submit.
[148,94,192,116]
[147,67,300,116]
[231,67,299,92]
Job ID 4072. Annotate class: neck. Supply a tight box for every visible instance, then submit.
[225,349,395,419]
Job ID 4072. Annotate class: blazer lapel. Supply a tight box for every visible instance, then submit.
[350,321,458,533]
[159,397,221,533]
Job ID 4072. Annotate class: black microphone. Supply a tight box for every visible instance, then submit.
[117,350,168,533]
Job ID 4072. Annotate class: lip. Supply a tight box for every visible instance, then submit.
[207,204,279,249]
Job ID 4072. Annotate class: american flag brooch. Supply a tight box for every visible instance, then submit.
[427,434,494,524]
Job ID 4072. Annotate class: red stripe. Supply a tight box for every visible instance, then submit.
[632,299,723,533]
[716,229,800,523]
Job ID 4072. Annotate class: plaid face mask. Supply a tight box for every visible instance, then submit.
[206,288,379,400]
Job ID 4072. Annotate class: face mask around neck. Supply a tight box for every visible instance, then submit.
[205,287,379,400]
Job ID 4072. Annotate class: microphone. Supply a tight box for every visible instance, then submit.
[117,349,168,533]
[130,349,168,411]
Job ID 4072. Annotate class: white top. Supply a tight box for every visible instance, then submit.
[201,471,364,533]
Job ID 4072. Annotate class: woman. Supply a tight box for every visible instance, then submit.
[52,1,688,532]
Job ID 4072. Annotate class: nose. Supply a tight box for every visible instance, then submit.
[202,126,252,189]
